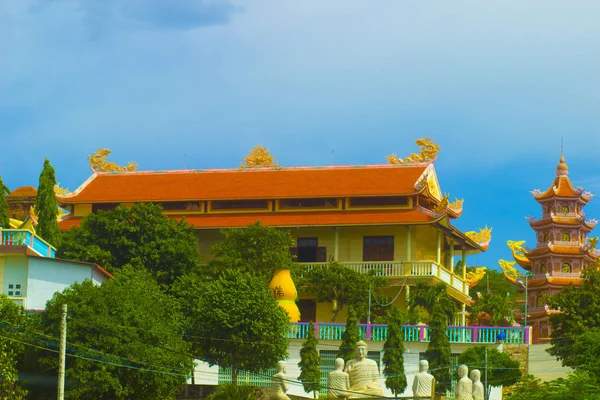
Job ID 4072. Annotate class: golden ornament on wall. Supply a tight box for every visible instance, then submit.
[385,137,440,164]
[88,148,138,173]
[240,145,279,168]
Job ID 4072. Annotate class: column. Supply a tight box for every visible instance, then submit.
[461,249,467,280]
[449,239,455,272]
[436,230,442,264]
[406,225,412,261]
[461,303,466,326]
[334,227,339,262]
[405,285,411,307]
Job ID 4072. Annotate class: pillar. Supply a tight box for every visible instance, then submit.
[461,303,466,326]
[406,225,412,261]
[436,230,442,264]
[334,227,339,261]
[449,239,455,272]
[461,249,467,280]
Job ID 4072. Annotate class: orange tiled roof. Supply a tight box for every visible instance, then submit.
[533,156,587,201]
[7,186,37,198]
[58,164,429,203]
[526,245,588,257]
[59,208,442,230]
[528,216,587,228]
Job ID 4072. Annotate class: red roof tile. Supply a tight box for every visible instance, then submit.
[58,164,429,203]
[7,186,37,198]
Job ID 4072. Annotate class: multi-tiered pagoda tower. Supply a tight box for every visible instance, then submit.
[504,154,599,343]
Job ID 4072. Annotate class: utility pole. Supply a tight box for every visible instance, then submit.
[484,346,488,400]
[58,303,67,400]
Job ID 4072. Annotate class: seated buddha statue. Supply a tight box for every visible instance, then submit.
[344,341,383,398]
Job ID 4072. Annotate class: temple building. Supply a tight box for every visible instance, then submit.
[53,142,491,324]
[503,154,599,343]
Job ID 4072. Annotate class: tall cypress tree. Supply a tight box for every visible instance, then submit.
[338,307,359,362]
[0,176,9,228]
[383,308,407,399]
[298,321,322,399]
[35,159,60,245]
[424,303,453,395]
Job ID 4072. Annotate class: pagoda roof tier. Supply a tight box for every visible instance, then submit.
[526,214,594,229]
[6,186,37,198]
[526,273,583,288]
[58,163,435,204]
[525,243,597,258]
[531,155,594,203]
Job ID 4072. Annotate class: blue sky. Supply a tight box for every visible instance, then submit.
[2,0,600,270]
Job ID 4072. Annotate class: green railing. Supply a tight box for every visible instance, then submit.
[0,229,56,258]
[289,322,530,344]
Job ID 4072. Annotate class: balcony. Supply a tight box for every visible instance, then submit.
[301,260,468,295]
[0,229,56,258]
[288,322,530,345]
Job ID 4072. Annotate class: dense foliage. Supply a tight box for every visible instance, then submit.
[410,282,457,394]
[506,372,600,400]
[337,307,360,362]
[298,321,322,398]
[0,295,28,400]
[382,308,407,398]
[34,159,60,245]
[176,269,290,384]
[0,176,9,229]
[35,268,193,400]
[209,222,296,283]
[457,346,521,390]
[301,262,386,322]
[469,268,520,326]
[547,267,600,367]
[570,328,600,380]
[58,203,201,286]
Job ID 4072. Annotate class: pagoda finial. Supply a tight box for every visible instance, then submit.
[556,145,568,177]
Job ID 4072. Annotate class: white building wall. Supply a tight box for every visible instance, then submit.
[191,341,504,400]
[27,258,108,310]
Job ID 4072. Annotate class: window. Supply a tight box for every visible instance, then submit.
[291,238,326,262]
[211,199,268,210]
[7,283,22,297]
[543,233,549,242]
[536,296,545,307]
[540,263,547,273]
[159,201,201,211]
[547,206,554,214]
[279,198,338,209]
[561,206,569,214]
[92,203,118,213]
[562,233,570,242]
[297,299,317,323]
[561,263,572,273]
[363,236,394,261]
[349,196,409,207]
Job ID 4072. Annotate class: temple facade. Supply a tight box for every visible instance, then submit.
[504,154,599,343]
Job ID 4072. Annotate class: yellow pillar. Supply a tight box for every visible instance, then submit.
[449,239,455,272]
[334,227,339,261]
[406,226,412,261]
[461,303,466,326]
[461,249,467,280]
[436,230,442,264]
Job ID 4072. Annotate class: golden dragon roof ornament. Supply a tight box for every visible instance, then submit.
[88,148,138,173]
[54,183,71,196]
[448,198,464,211]
[466,267,487,287]
[465,226,492,244]
[432,193,450,214]
[498,259,523,286]
[240,145,279,168]
[385,137,440,164]
[588,236,598,251]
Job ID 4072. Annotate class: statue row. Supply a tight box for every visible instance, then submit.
[271,340,484,399]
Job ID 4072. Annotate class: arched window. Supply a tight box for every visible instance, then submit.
[543,233,549,242]
[540,263,547,273]
[547,206,553,214]
[536,296,545,307]
[562,233,571,242]
[561,263,572,273]
[561,205,569,214]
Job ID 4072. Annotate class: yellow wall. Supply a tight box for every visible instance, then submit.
[74,204,92,217]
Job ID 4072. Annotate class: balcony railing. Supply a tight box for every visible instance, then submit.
[302,260,468,294]
[288,322,530,344]
[0,229,56,258]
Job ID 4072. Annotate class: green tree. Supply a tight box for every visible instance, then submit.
[382,308,406,399]
[506,371,599,400]
[570,328,600,380]
[457,346,521,395]
[0,176,9,229]
[58,203,201,286]
[175,269,290,384]
[337,307,360,363]
[0,295,28,400]
[470,293,518,326]
[547,267,600,367]
[209,221,296,283]
[34,268,193,400]
[410,282,457,394]
[34,159,60,245]
[469,268,517,298]
[301,262,386,322]
[298,321,321,399]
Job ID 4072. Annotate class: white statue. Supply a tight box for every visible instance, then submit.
[455,365,473,400]
[412,360,435,399]
[344,341,383,398]
[270,361,291,400]
[328,358,350,399]
[470,369,484,400]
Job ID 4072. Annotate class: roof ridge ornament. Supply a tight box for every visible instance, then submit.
[465,226,492,244]
[54,183,71,196]
[386,137,440,164]
[240,145,279,169]
[88,148,138,173]
[432,193,449,214]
